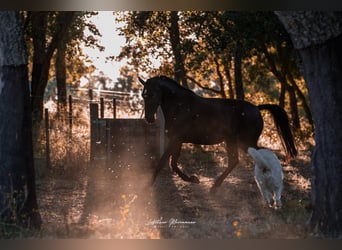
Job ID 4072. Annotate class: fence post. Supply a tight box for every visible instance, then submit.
[100,97,104,118]
[105,120,111,166]
[88,89,93,101]
[68,95,72,139]
[45,108,51,169]
[113,98,117,119]
[90,103,99,121]
[90,103,99,165]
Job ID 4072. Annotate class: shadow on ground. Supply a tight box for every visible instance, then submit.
[36,144,312,238]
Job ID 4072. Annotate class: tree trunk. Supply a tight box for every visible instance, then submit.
[234,40,244,100]
[30,11,75,124]
[31,60,51,124]
[30,12,48,124]
[169,11,188,89]
[278,81,286,108]
[277,11,342,237]
[288,84,300,130]
[287,72,314,126]
[214,57,227,98]
[223,57,235,99]
[261,41,301,129]
[56,43,67,111]
[0,11,42,230]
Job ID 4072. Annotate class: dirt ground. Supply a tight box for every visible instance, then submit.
[35,140,313,239]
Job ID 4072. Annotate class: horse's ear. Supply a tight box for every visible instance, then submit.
[138,77,145,86]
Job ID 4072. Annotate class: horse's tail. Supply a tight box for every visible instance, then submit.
[258,104,297,159]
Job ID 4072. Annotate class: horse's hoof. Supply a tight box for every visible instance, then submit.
[189,175,200,184]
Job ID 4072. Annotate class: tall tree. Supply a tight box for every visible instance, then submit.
[55,42,67,108]
[0,11,41,231]
[183,11,236,97]
[277,11,342,237]
[116,11,168,75]
[27,11,75,124]
[169,11,188,88]
[116,11,191,87]
[54,11,104,111]
[244,11,308,129]
[234,40,244,99]
[116,10,310,128]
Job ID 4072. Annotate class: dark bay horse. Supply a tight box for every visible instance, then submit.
[139,75,297,191]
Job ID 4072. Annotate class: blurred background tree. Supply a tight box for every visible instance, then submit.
[115,11,312,131]
[22,11,104,125]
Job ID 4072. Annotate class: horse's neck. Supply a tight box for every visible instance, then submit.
[160,89,194,123]
[160,82,194,99]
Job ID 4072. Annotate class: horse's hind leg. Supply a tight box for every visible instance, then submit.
[170,142,200,184]
[211,141,238,192]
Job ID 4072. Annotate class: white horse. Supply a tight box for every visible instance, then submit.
[248,147,283,209]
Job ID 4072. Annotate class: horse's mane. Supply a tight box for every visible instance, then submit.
[157,75,196,95]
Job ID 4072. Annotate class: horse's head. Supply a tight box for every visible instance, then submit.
[139,77,162,123]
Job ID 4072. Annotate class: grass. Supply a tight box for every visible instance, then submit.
[34,106,90,179]
[0,105,92,239]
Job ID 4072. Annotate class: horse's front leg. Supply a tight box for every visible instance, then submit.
[170,142,200,184]
[211,141,239,192]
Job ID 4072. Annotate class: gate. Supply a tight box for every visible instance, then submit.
[89,103,164,167]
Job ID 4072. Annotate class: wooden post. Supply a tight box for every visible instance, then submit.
[100,97,104,119]
[113,98,117,119]
[88,89,93,101]
[56,99,60,120]
[90,103,99,165]
[105,120,111,166]
[44,108,51,169]
[68,95,72,139]
[90,103,99,121]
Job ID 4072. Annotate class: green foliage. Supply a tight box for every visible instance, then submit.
[115,11,172,76]
[116,12,300,91]
[23,11,104,86]
[114,11,311,129]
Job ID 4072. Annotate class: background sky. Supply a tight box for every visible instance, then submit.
[81,11,126,82]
